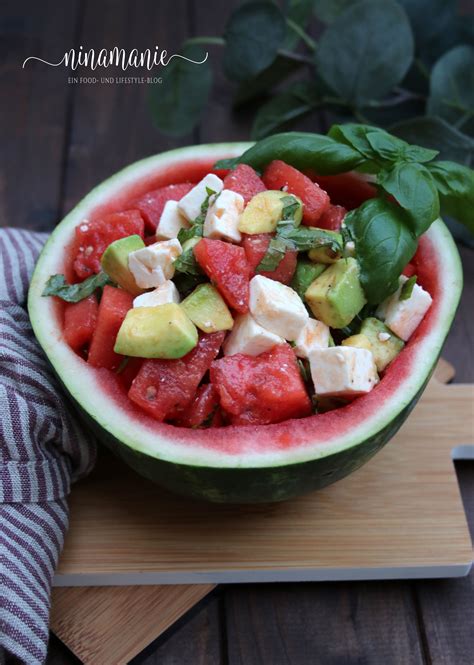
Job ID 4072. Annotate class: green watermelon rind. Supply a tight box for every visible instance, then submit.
[28,143,463,502]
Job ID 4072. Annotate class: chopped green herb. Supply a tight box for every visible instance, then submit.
[280,194,301,221]
[400,275,417,301]
[177,187,217,243]
[42,272,112,303]
[256,237,288,272]
[115,357,130,375]
[173,248,203,276]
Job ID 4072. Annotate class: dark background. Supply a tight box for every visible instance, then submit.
[2,1,473,663]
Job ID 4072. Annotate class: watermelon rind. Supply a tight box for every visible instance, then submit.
[28,144,463,502]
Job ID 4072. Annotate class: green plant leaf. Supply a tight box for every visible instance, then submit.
[398,0,471,65]
[427,45,474,134]
[233,56,302,107]
[284,0,316,48]
[314,0,414,105]
[42,272,112,303]
[214,131,364,174]
[427,160,474,233]
[345,198,417,304]
[313,0,354,23]
[223,1,286,82]
[390,116,474,165]
[149,43,212,136]
[251,82,319,139]
[377,162,440,235]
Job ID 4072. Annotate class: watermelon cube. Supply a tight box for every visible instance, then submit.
[63,295,98,352]
[73,210,144,279]
[128,332,225,422]
[223,164,266,204]
[263,160,330,226]
[132,183,194,232]
[193,238,250,313]
[211,343,312,425]
[88,286,133,370]
[242,233,297,284]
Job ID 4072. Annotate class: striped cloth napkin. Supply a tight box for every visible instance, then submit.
[0,229,96,664]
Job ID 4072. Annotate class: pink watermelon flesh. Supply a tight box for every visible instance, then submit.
[58,157,442,457]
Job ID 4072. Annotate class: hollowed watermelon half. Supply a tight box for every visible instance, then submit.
[28,143,463,503]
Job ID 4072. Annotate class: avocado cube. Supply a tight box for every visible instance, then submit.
[360,317,404,372]
[308,230,342,264]
[342,333,372,352]
[290,258,327,300]
[238,191,302,234]
[181,283,233,333]
[305,257,366,328]
[101,235,145,296]
[114,303,198,359]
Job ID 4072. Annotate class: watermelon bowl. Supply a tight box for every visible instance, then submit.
[28,143,463,503]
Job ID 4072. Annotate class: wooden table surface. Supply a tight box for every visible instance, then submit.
[2,2,473,663]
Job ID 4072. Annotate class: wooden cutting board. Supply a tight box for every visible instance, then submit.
[50,361,473,663]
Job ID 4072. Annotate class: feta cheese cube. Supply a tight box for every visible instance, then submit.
[249,275,309,341]
[294,318,330,358]
[223,313,284,356]
[178,173,224,222]
[309,346,379,397]
[155,200,190,240]
[203,189,244,243]
[128,239,182,289]
[376,276,432,341]
[133,281,180,308]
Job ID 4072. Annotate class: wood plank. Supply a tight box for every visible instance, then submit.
[225,582,425,665]
[135,595,223,665]
[60,0,194,217]
[50,584,215,665]
[413,463,474,665]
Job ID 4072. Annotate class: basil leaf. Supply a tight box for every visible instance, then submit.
[427,45,474,134]
[256,237,288,272]
[345,198,417,304]
[391,117,474,165]
[223,1,286,82]
[277,222,342,254]
[400,275,417,301]
[377,162,440,235]
[214,132,364,174]
[315,0,414,105]
[42,272,112,303]
[173,249,203,276]
[281,194,302,221]
[329,123,385,160]
[149,43,212,136]
[428,161,474,233]
[173,272,207,297]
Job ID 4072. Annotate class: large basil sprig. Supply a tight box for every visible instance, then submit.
[218,124,474,303]
[215,132,364,174]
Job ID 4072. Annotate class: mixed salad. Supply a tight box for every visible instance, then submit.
[42,126,472,428]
